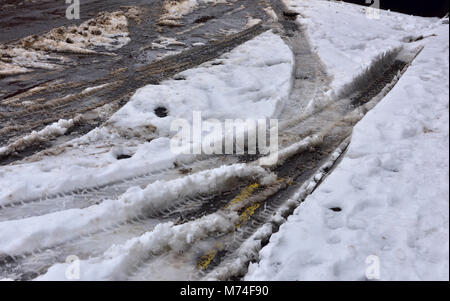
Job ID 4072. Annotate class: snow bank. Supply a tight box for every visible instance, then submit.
[282,0,437,95]
[246,5,449,281]
[0,164,272,255]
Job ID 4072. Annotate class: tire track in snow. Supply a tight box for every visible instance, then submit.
[122,49,416,279]
[0,0,422,281]
[0,164,273,280]
[131,0,421,279]
[0,156,235,221]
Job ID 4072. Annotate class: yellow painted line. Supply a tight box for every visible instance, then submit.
[237,202,262,228]
[223,183,260,209]
[197,249,218,271]
[197,183,260,270]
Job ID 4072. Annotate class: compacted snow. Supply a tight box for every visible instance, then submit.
[245,0,449,281]
[111,30,293,137]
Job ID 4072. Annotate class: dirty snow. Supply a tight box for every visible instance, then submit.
[0,47,65,76]
[21,10,131,54]
[0,62,29,76]
[0,9,134,76]
[1,0,447,282]
[246,1,449,281]
[0,117,82,158]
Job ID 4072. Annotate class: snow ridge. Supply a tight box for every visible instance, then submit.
[0,164,273,255]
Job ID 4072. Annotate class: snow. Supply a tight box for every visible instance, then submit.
[26,10,131,54]
[245,1,449,281]
[0,164,273,255]
[206,139,350,280]
[1,0,448,282]
[159,0,229,26]
[37,211,240,280]
[0,30,292,206]
[149,36,187,50]
[81,83,112,94]
[0,117,81,158]
[245,17,262,28]
[282,0,437,96]
[264,7,278,22]
[0,47,65,76]
[0,62,29,76]
[0,9,134,76]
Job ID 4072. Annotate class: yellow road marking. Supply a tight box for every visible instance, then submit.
[197,249,217,271]
[237,202,262,228]
[196,178,286,270]
[223,183,260,209]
